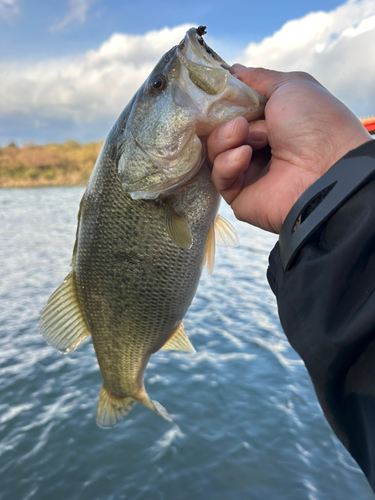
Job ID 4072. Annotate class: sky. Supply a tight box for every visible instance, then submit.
[0,0,374,145]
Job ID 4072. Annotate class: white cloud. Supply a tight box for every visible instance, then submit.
[50,0,97,32]
[0,0,374,144]
[0,24,191,124]
[239,0,375,116]
[0,0,20,20]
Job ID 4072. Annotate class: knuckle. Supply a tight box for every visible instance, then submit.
[289,71,314,82]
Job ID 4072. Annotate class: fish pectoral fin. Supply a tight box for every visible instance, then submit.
[204,220,215,276]
[96,386,137,429]
[163,203,193,249]
[160,322,196,353]
[214,214,239,247]
[38,271,90,354]
[138,389,173,423]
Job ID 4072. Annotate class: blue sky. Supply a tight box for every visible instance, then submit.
[1,0,345,60]
[0,0,374,145]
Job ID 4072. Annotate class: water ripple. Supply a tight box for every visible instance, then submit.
[0,189,372,500]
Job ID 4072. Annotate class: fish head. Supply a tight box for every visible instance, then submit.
[117,26,267,200]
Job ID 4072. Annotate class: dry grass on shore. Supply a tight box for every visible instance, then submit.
[0,140,103,188]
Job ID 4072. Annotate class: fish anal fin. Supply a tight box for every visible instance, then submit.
[151,400,173,422]
[204,220,215,276]
[164,203,192,249]
[161,322,196,353]
[96,386,137,428]
[39,271,90,354]
[138,389,173,423]
[214,214,239,247]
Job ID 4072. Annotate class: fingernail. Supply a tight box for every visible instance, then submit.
[227,147,243,164]
[218,118,238,140]
[247,131,266,143]
[231,63,246,70]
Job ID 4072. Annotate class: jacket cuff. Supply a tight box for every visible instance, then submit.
[279,139,375,271]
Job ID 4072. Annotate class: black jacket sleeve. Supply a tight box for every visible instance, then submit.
[267,139,375,491]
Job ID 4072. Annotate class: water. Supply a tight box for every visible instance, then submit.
[0,187,372,500]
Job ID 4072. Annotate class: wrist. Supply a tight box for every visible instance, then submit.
[279,139,375,270]
[279,130,373,231]
[320,128,373,177]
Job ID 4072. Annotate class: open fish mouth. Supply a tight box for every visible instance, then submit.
[180,26,231,71]
[177,27,230,96]
[193,26,231,70]
[177,26,266,110]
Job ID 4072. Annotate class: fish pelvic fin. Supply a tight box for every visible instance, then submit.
[160,322,196,353]
[138,389,173,423]
[39,271,90,354]
[96,386,137,429]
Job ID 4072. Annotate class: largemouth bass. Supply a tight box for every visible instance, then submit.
[39,26,266,428]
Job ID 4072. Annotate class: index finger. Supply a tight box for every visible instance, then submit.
[207,116,249,165]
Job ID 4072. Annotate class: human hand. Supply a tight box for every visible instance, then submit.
[207,66,372,233]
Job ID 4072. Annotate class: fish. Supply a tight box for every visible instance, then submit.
[39,26,267,428]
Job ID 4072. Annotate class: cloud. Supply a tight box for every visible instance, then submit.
[0,0,374,144]
[50,0,97,32]
[0,24,191,127]
[239,0,375,117]
[0,0,20,20]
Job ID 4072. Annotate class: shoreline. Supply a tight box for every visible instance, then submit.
[0,140,102,190]
[0,178,88,189]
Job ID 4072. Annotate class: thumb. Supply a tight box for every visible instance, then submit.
[230,65,318,99]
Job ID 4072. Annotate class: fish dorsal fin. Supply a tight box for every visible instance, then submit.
[164,203,192,249]
[161,322,196,353]
[204,220,215,276]
[214,214,239,247]
[39,271,90,354]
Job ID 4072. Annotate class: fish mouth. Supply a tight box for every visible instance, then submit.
[176,26,267,135]
[179,26,231,73]
[192,26,231,70]
[177,27,230,96]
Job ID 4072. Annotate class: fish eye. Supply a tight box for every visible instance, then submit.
[149,74,166,93]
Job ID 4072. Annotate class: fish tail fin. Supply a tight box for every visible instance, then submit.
[96,386,137,429]
[138,389,173,423]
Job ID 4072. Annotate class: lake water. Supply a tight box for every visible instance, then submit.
[0,187,373,500]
